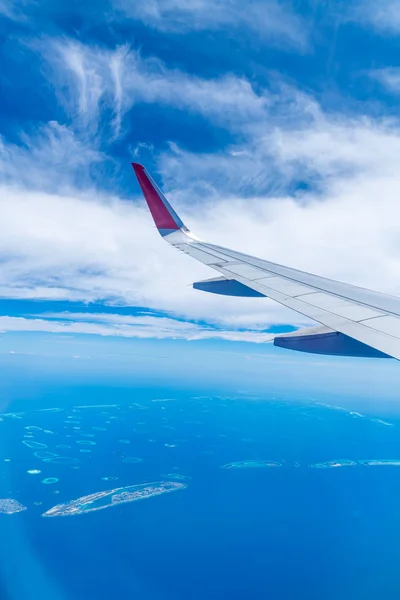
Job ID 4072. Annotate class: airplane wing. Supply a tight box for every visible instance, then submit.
[132,162,400,360]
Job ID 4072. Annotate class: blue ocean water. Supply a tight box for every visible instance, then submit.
[1,386,400,600]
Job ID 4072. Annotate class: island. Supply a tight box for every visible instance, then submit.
[42,481,186,517]
[221,460,282,469]
[310,460,357,468]
[358,459,400,466]
[0,499,27,514]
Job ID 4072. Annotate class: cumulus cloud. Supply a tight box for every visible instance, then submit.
[0,178,305,329]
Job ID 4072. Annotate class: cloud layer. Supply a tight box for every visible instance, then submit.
[0,313,275,343]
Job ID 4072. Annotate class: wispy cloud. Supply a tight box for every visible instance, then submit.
[0,0,27,21]
[0,122,105,192]
[41,39,268,142]
[158,97,400,199]
[0,314,275,343]
[115,0,309,51]
[370,68,400,94]
[355,0,400,34]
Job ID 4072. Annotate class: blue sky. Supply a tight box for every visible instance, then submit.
[2,0,400,372]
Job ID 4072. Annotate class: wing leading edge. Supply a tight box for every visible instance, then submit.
[132,162,400,360]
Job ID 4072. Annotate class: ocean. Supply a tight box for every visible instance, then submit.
[1,385,400,599]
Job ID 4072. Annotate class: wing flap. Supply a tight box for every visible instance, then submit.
[273,326,390,358]
[193,277,266,297]
[360,315,400,337]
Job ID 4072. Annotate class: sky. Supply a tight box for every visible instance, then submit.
[2,0,400,375]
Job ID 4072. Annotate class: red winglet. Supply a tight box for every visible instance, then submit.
[132,163,182,232]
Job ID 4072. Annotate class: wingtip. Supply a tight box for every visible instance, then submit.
[131,161,186,235]
[131,162,145,176]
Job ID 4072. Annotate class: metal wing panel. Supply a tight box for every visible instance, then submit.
[245,276,312,297]
[183,240,400,360]
[199,242,400,317]
[220,263,271,280]
[360,316,400,337]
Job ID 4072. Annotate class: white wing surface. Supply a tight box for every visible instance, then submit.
[133,163,400,360]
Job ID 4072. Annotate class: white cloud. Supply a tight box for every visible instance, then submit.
[158,104,400,202]
[41,39,268,142]
[0,177,304,329]
[0,122,105,192]
[356,0,400,33]
[0,315,274,343]
[114,0,308,50]
[0,0,13,18]
[0,0,28,21]
[370,68,400,94]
